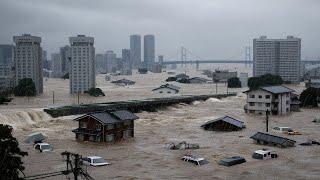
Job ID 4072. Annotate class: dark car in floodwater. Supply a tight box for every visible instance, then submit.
[218,156,246,166]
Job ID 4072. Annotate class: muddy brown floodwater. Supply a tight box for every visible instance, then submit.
[1,68,320,180]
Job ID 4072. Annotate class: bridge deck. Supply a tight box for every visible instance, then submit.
[44,93,236,118]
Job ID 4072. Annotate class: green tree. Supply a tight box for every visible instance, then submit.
[85,88,105,97]
[0,89,13,105]
[14,78,36,96]
[227,77,241,88]
[166,77,177,82]
[248,74,283,89]
[300,87,320,107]
[0,124,28,179]
[61,73,69,79]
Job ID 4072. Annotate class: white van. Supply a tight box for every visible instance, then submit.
[252,149,278,160]
[272,127,293,133]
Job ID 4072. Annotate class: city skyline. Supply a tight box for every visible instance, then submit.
[1,0,320,60]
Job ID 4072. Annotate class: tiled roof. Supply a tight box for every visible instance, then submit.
[250,132,296,145]
[201,116,245,129]
[260,86,294,94]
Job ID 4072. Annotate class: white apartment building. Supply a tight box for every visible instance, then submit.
[13,34,43,94]
[52,53,62,78]
[253,36,301,84]
[69,35,95,94]
[244,86,294,115]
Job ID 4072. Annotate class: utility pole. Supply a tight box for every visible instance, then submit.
[266,109,269,132]
[52,91,55,104]
[77,92,80,104]
[74,154,80,180]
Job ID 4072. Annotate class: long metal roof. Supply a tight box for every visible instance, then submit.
[250,132,296,145]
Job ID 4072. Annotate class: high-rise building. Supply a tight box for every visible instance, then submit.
[130,35,141,69]
[52,53,62,77]
[105,50,117,73]
[13,34,43,94]
[69,35,95,94]
[95,54,106,74]
[144,35,155,70]
[253,36,301,83]
[60,45,71,74]
[0,45,14,91]
[158,55,164,64]
[121,49,132,75]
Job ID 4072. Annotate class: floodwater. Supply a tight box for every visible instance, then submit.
[1,65,320,180]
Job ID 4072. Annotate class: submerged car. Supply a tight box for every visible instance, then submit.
[218,156,246,166]
[181,155,209,166]
[82,156,110,166]
[252,149,278,160]
[33,143,53,152]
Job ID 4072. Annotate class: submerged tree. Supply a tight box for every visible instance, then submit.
[300,87,320,107]
[248,74,283,89]
[85,88,105,97]
[0,124,28,179]
[227,77,241,88]
[14,78,36,97]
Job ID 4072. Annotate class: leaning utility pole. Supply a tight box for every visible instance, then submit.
[266,110,270,132]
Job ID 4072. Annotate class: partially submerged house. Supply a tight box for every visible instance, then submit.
[152,84,180,94]
[189,77,209,84]
[201,116,246,131]
[72,110,139,142]
[111,79,136,86]
[244,85,295,115]
[250,132,296,148]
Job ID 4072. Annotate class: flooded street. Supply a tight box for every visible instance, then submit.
[1,67,320,179]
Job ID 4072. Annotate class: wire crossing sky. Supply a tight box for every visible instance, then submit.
[0,0,319,59]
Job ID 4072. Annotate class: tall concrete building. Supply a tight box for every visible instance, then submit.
[13,34,43,94]
[105,50,117,73]
[95,54,105,74]
[69,35,95,94]
[52,53,62,77]
[144,35,155,70]
[59,45,71,74]
[0,45,14,91]
[253,36,301,83]
[121,49,132,75]
[130,35,141,69]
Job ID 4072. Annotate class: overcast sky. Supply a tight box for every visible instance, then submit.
[0,0,319,60]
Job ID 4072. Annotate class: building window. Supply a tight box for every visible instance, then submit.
[266,103,270,107]
[80,121,87,128]
[286,101,289,105]
[96,124,101,131]
[249,102,255,106]
[258,95,262,99]
[106,134,115,142]
[258,102,262,107]
[107,124,114,130]
[250,95,255,98]
[265,95,270,99]
[159,91,163,93]
[167,91,171,94]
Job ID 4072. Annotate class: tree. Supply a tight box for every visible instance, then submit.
[227,77,241,88]
[85,88,105,97]
[14,78,36,96]
[299,87,320,107]
[166,77,177,82]
[0,89,13,105]
[61,73,69,79]
[248,74,283,89]
[0,124,28,179]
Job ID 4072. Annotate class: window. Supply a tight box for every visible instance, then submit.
[106,134,114,142]
[250,95,255,98]
[167,91,171,94]
[107,124,114,130]
[249,102,255,106]
[159,91,163,93]
[266,103,271,107]
[96,124,101,131]
[265,95,270,99]
[80,121,87,128]
[258,95,262,99]
[258,102,262,107]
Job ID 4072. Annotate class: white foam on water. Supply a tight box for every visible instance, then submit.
[206,98,223,103]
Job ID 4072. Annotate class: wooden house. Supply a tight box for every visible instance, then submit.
[72,110,139,143]
[201,116,245,131]
[250,132,296,148]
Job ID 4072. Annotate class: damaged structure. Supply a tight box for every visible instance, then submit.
[250,132,296,148]
[201,116,246,131]
[72,110,139,142]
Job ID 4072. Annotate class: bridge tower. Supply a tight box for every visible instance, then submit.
[181,46,187,67]
[245,46,251,67]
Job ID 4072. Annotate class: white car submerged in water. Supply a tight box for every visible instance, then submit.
[82,156,110,166]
